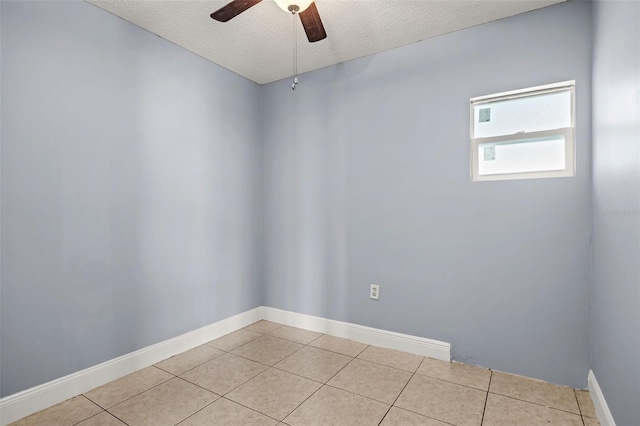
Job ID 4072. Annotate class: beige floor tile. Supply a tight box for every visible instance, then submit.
[583,415,601,426]
[380,407,450,426]
[415,357,491,390]
[180,352,267,395]
[11,395,102,426]
[490,371,580,414]
[576,389,598,418]
[327,359,411,404]
[155,344,223,375]
[226,368,321,420]
[275,346,352,383]
[108,377,218,426]
[483,393,583,426]
[395,374,486,426]
[357,346,424,372]
[232,335,303,366]
[178,397,278,426]
[206,329,262,352]
[244,320,283,334]
[84,366,173,409]
[308,335,368,357]
[268,325,323,345]
[76,411,127,426]
[284,385,389,426]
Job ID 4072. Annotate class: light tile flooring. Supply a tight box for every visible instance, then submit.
[11,321,600,426]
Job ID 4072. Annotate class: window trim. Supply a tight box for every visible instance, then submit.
[470,81,576,182]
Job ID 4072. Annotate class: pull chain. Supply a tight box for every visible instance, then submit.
[291,10,298,90]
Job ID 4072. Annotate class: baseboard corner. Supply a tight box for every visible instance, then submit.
[588,369,616,426]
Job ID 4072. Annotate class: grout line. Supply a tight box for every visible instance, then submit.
[385,405,458,426]
[375,358,460,426]
[353,345,369,358]
[488,392,584,416]
[178,362,267,398]
[204,332,263,352]
[266,338,341,424]
[269,344,345,384]
[413,370,491,392]
[322,383,396,407]
[268,330,383,422]
[322,356,357,384]
[259,321,374,358]
[377,369,415,425]
[480,370,493,425]
[276,336,358,385]
[219,396,283,423]
[306,344,366,358]
[307,341,370,358]
[165,387,225,426]
[204,335,262,353]
[174,375,225,396]
[83,366,175,411]
[354,356,424,374]
[244,320,284,335]
[574,388,584,416]
[106,411,130,426]
[305,334,324,346]
[574,388,587,426]
[70,406,105,426]
[178,371,285,422]
[225,344,306,367]
[106,411,129,426]
[268,365,325,386]
[177,396,282,425]
[154,350,225,377]
[378,356,480,426]
[277,382,325,422]
[171,398,219,425]
[66,400,130,425]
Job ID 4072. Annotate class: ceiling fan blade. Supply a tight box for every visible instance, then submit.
[298,2,327,42]
[210,0,263,22]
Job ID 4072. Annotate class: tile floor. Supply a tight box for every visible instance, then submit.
[11,321,600,426]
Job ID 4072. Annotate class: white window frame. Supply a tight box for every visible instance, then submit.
[470,81,576,182]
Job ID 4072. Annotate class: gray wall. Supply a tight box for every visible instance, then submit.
[4,0,621,403]
[262,1,592,388]
[590,1,640,424]
[0,1,262,397]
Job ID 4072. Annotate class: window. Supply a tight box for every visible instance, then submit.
[470,81,575,181]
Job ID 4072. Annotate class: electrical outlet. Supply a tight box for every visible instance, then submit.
[370,284,380,300]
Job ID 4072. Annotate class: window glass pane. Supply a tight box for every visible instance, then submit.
[473,90,571,138]
[478,135,566,176]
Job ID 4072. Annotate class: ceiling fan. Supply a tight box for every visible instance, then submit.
[210,0,327,43]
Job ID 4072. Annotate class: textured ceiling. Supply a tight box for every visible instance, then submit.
[86,0,565,84]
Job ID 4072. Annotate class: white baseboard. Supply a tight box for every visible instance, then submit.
[262,307,451,361]
[588,369,616,426]
[1,306,450,425]
[0,307,263,426]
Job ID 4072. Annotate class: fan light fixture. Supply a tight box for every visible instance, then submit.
[210,0,327,43]
[210,0,327,89]
[273,0,313,13]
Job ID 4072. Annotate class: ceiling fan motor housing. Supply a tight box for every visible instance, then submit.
[211,0,327,43]
[274,0,313,13]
